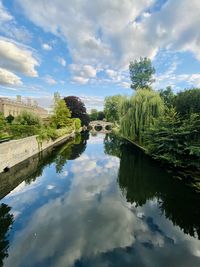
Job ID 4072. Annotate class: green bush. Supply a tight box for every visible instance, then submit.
[145,108,200,168]
[73,118,81,131]
[7,125,40,139]
[13,111,42,126]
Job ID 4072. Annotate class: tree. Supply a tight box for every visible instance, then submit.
[159,86,175,108]
[97,111,105,120]
[129,57,155,90]
[6,114,14,124]
[13,111,42,126]
[174,88,200,118]
[145,108,200,168]
[89,109,98,121]
[120,89,164,143]
[0,113,6,129]
[104,95,125,123]
[51,93,71,128]
[63,96,89,126]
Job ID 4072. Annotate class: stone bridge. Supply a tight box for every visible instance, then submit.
[89,121,113,133]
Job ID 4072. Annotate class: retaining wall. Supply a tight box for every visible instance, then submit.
[0,132,75,173]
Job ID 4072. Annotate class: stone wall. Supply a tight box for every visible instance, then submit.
[0,132,75,173]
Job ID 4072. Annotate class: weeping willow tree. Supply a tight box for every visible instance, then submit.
[120,89,164,143]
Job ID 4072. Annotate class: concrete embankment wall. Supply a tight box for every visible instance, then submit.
[0,132,75,173]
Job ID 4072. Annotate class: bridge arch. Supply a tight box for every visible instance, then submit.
[89,121,113,133]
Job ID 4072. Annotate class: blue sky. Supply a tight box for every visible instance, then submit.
[0,0,200,111]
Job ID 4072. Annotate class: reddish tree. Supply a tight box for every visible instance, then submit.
[63,96,89,126]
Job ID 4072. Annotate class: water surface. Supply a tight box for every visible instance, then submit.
[0,133,200,267]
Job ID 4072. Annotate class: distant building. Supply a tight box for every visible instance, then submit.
[0,95,48,119]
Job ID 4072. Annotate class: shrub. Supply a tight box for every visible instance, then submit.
[13,111,42,126]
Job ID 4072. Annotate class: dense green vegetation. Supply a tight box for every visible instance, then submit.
[89,109,105,121]
[103,57,200,183]
[129,57,155,90]
[0,93,82,142]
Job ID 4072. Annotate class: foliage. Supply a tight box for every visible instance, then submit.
[90,109,105,121]
[13,111,42,126]
[120,89,164,143]
[0,113,7,139]
[104,95,125,123]
[159,86,175,108]
[129,57,155,90]
[0,113,6,128]
[7,125,40,139]
[5,114,14,124]
[174,88,200,118]
[63,96,89,126]
[145,107,200,168]
[89,109,98,121]
[73,118,81,131]
[97,111,105,120]
[0,204,14,266]
[51,93,71,129]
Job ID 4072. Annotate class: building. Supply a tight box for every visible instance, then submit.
[0,95,48,119]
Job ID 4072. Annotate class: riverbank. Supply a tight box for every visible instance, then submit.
[0,129,79,173]
[113,130,200,192]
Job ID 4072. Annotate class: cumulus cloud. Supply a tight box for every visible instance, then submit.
[42,43,52,51]
[16,0,200,88]
[0,1,31,43]
[0,38,39,77]
[0,67,22,86]
[43,75,57,85]
[0,1,13,22]
[57,57,66,67]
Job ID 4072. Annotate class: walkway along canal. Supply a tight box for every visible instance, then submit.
[0,133,200,267]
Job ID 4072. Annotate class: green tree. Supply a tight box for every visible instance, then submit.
[51,93,71,129]
[89,109,98,121]
[120,89,164,143]
[0,113,6,128]
[174,88,200,118]
[145,107,200,168]
[159,86,175,108]
[104,95,125,123]
[97,111,105,120]
[5,114,14,124]
[13,111,42,126]
[129,57,155,90]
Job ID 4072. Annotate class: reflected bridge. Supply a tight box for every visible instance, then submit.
[89,121,113,133]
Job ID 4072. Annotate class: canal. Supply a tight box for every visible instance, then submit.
[0,133,200,267]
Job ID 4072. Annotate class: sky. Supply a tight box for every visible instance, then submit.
[0,0,200,111]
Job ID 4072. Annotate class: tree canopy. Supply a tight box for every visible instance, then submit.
[174,88,200,118]
[104,95,125,123]
[51,93,71,128]
[63,96,89,126]
[120,89,164,142]
[129,57,155,90]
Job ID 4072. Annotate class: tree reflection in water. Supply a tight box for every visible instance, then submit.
[0,204,14,267]
[104,133,200,239]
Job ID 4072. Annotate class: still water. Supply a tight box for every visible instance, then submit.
[0,133,200,267]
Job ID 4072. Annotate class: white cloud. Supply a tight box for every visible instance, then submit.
[0,38,39,77]
[0,67,22,86]
[72,76,89,85]
[0,1,13,22]
[57,57,66,67]
[43,75,57,85]
[17,0,200,89]
[0,1,31,43]
[42,43,52,51]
